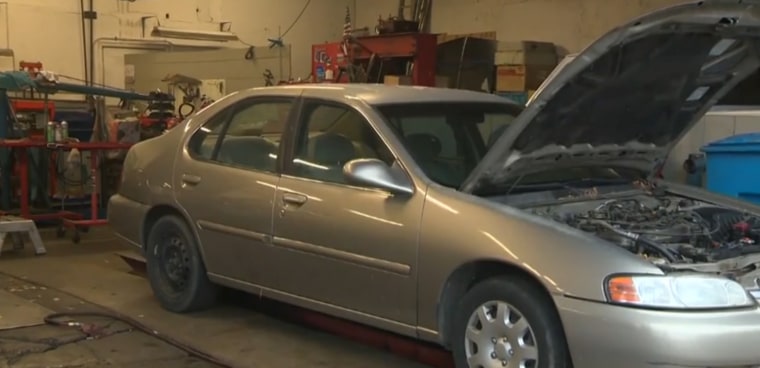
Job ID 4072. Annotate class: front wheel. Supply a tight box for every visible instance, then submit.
[145,215,218,313]
[451,276,569,368]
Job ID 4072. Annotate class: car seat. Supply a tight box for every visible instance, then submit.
[197,136,219,158]
[217,136,278,171]
[305,133,357,182]
[405,133,460,186]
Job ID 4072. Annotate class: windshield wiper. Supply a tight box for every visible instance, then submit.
[507,177,633,194]
[473,175,636,197]
[555,177,633,187]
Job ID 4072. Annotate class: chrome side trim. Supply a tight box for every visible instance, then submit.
[271,236,411,276]
[416,327,441,344]
[207,272,419,338]
[114,232,142,249]
[197,220,267,241]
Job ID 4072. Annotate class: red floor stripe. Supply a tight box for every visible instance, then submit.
[118,253,455,368]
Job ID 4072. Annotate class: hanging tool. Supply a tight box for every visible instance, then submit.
[267,38,285,48]
[244,46,255,60]
[263,69,275,86]
[268,0,311,48]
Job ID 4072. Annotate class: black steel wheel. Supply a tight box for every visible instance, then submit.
[451,276,570,368]
[145,215,217,313]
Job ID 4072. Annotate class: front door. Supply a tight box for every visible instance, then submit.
[173,95,295,287]
[270,98,424,326]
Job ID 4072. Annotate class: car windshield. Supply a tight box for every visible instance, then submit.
[376,101,646,193]
[375,101,522,188]
[475,167,646,197]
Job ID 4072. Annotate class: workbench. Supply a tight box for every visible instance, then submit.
[0,139,132,243]
[312,32,438,85]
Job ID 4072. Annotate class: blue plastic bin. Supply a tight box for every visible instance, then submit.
[495,91,530,106]
[700,132,760,204]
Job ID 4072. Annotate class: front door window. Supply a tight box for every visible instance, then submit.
[290,101,394,185]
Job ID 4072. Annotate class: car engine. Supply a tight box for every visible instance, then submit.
[529,195,760,288]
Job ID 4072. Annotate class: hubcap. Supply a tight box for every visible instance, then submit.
[159,234,191,292]
[464,301,538,368]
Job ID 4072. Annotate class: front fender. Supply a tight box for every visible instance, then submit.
[416,185,662,332]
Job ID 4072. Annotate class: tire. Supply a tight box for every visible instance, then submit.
[451,276,569,368]
[145,215,218,313]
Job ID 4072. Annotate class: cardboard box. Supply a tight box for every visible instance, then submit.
[495,64,554,92]
[495,41,558,66]
[384,75,413,86]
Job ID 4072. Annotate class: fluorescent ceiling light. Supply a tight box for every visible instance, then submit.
[151,26,239,42]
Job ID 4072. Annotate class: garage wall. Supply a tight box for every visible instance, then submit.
[124,46,292,93]
[0,0,353,90]
[354,0,685,54]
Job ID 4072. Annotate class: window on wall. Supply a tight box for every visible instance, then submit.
[187,99,293,173]
[291,101,394,185]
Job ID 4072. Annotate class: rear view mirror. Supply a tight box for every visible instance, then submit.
[343,159,414,195]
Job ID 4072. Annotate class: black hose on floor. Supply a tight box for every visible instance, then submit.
[44,311,235,368]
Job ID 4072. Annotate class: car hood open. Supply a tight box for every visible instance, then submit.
[460,0,760,194]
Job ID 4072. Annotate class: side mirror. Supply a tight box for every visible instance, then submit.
[343,158,414,195]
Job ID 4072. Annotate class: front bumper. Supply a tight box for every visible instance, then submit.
[554,294,760,368]
[107,194,149,250]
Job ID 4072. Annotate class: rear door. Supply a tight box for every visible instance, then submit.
[173,91,298,288]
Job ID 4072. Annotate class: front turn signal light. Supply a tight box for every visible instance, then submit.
[605,274,754,310]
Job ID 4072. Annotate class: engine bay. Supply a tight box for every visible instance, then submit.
[529,194,760,289]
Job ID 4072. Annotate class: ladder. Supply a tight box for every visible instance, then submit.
[0,215,47,257]
[397,0,431,31]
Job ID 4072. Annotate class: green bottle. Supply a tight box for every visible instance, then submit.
[46,121,56,143]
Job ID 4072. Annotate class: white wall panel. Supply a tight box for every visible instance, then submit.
[1,0,354,90]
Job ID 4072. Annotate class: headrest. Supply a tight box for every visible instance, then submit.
[308,133,356,166]
[406,133,442,159]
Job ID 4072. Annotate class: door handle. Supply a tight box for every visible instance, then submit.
[282,192,308,206]
[181,174,202,185]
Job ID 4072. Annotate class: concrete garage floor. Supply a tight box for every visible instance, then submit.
[0,227,431,368]
[0,274,219,368]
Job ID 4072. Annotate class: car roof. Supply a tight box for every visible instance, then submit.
[238,83,513,105]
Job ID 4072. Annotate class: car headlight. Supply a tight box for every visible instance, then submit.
[605,273,756,309]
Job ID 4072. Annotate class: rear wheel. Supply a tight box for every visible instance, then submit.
[451,276,569,368]
[145,215,217,312]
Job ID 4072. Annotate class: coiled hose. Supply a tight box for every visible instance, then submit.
[178,103,196,120]
[584,219,680,262]
[44,311,235,368]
